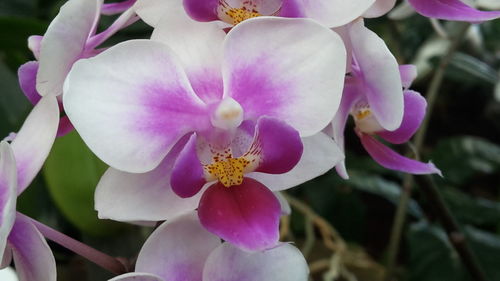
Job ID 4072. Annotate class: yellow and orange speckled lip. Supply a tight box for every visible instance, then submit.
[217,0,262,25]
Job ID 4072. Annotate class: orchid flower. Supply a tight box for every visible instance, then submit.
[64,17,346,250]
[0,95,60,281]
[134,0,379,28]
[109,212,309,281]
[17,0,138,136]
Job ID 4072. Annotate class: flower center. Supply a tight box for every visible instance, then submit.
[217,0,262,25]
[204,157,250,187]
[351,103,383,134]
[211,98,244,130]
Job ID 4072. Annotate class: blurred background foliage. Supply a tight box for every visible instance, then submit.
[1,0,500,280]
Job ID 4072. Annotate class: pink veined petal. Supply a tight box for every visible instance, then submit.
[95,135,202,222]
[360,133,442,175]
[171,134,207,198]
[7,214,56,281]
[36,0,102,96]
[408,0,500,22]
[350,20,403,131]
[135,213,221,281]
[399,64,418,89]
[183,0,219,21]
[377,90,427,144]
[0,142,17,260]
[203,243,309,281]
[109,273,165,281]
[363,0,397,18]
[198,178,280,251]
[10,96,59,194]
[249,132,344,191]
[331,78,363,180]
[251,117,303,174]
[17,62,41,106]
[224,17,346,137]
[63,40,211,173]
[151,7,225,104]
[280,0,375,27]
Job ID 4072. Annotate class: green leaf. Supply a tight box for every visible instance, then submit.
[431,136,500,184]
[446,53,499,86]
[0,60,30,136]
[408,221,468,281]
[43,131,126,236]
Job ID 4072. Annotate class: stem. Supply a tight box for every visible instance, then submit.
[384,23,471,281]
[21,213,127,275]
[415,176,489,281]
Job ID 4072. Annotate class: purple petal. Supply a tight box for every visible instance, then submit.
[95,135,202,222]
[280,0,375,27]
[7,214,56,281]
[224,17,346,137]
[203,243,309,281]
[63,40,211,173]
[183,0,219,21]
[249,132,343,191]
[251,117,303,174]
[151,7,225,104]
[110,273,164,281]
[0,142,17,259]
[102,0,136,15]
[350,20,404,131]
[171,134,206,198]
[198,178,280,251]
[399,64,418,89]
[331,78,362,180]
[378,90,426,144]
[37,0,100,96]
[17,62,41,105]
[135,213,221,281]
[56,116,74,137]
[408,0,500,22]
[360,133,442,175]
[11,96,59,194]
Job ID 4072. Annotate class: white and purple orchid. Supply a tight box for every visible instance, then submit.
[0,95,59,281]
[18,0,138,136]
[109,212,309,281]
[331,21,441,178]
[134,0,379,28]
[63,16,346,251]
[407,0,500,22]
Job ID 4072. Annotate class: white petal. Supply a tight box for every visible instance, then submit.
[109,272,164,281]
[0,142,17,259]
[363,0,397,18]
[249,133,344,191]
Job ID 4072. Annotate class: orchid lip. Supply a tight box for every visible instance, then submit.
[351,101,384,134]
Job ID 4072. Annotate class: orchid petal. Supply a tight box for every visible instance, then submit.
[134,0,178,26]
[37,0,101,96]
[399,64,418,89]
[135,213,221,281]
[183,0,219,21]
[280,0,375,27]
[102,0,137,15]
[360,133,442,175]
[64,40,210,173]
[203,243,309,281]
[7,214,56,281]
[249,132,344,191]
[275,192,291,215]
[95,135,202,222]
[152,8,225,103]
[350,20,403,131]
[224,17,346,137]
[332,79,362,180]
[56,116,74,137]
[28,36,42,60]
[110,273,164,281]
[109,273,164,281]
[251,117,302,174]
[1,245,12,269]
[198,178,280,251]
[0,142,17,259]
[11,96,59,194]
[171,134,206,198]
[17,62,41,105]
[363,0,397,18]
[408,0,500,22]
[378,90,426,144]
